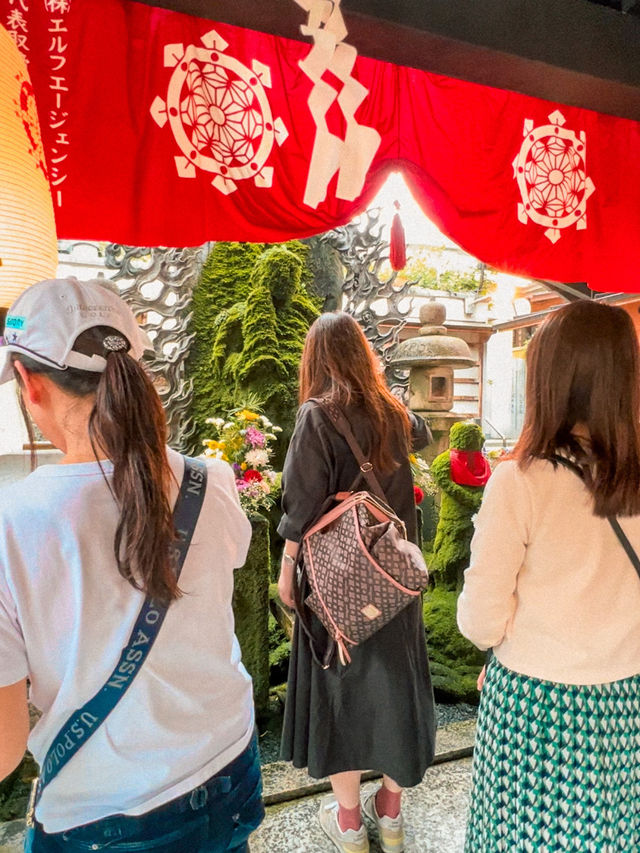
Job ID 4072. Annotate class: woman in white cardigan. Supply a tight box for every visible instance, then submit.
[458,300,640,852]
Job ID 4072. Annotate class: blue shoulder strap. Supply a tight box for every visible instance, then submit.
[36,455,207,801]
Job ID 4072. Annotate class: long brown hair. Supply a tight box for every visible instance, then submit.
[514,300,640,517]
[14,325,178,603]
[299,312,411,472]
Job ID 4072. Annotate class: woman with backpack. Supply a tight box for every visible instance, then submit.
[458,300,640,851]
[277,312,436,853]
[0,277,264,852]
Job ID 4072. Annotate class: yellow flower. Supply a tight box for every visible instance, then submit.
[409,454,417,463]
[241,463,247,471]
[238,409,259,421]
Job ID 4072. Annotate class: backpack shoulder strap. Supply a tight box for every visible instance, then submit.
[309,397,388,502]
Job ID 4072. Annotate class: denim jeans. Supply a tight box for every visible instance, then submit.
[25,733,264,852]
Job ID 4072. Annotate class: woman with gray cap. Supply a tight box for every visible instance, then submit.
[0,278,263,852]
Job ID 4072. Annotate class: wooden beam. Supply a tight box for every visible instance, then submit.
[135,0,640,121]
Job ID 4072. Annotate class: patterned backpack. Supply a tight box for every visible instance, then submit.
[295,398,429,668]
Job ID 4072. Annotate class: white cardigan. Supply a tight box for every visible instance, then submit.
[457,458,640,685]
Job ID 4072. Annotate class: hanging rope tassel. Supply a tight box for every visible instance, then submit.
[389,199,407,271]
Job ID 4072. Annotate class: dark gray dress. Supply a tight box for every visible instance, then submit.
[278,400,436,787]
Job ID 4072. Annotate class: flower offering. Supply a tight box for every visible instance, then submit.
[203,409,281,514]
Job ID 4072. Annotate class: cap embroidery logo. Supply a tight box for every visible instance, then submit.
[5,316,26,330]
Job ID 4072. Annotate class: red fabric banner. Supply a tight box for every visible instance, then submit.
[3,0,640,293]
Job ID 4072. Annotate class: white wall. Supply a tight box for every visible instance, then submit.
[0,381,26,454]
[482,329,515,441]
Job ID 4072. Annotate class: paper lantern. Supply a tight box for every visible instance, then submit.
[0,24,57,310]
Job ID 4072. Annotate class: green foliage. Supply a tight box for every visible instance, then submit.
[185,241,320,461]
[404,255,497,296]
[423,587,484,703]
[268,604,291,686]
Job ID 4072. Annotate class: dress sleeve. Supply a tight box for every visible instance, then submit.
[0,568,29,687]
[456,461,530,650]
[277,403,335,543]
[409,411,432,452]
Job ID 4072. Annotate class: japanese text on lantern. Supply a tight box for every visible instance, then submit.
[46,0,71,208]
[5,0,29,61]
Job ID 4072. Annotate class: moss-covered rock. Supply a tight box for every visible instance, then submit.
[423,587,484,704]
[233,515,271,718]
[0,752,38,822]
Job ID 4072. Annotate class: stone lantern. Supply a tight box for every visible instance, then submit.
[391,300,476,462]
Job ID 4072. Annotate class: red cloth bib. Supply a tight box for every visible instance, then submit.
[450,449,491,487]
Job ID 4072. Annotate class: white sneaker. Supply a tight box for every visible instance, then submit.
[318,796,370,853]
[362,788,405,853]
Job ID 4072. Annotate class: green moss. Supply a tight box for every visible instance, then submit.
[449,421,485,451]
[423,587,484,703]
[232,516,271,718]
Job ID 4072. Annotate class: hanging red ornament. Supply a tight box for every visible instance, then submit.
[389,199,407,271]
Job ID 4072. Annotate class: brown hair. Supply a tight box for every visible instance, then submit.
[299,312,411,472]
[14,325,178,604]
[513,300,640,517]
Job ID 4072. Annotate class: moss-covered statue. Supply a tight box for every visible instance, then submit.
[429,421,491,589]
[423,420,491,702]
[186,241,319,461]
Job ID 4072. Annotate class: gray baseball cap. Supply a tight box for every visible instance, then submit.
[0,277,154,384]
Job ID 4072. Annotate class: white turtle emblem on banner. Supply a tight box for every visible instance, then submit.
[150,30,288,195]
[513,110,595,244]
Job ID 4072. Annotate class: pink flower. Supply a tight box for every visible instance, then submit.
[245,426,266,448]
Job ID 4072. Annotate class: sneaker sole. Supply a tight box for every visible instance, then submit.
[362,793,405,853]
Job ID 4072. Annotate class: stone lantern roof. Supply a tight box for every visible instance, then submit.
[390,301,476,369]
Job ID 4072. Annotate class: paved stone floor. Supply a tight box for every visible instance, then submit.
[252,757,472,853]
[0,759,472,853]
[0,721,475,852]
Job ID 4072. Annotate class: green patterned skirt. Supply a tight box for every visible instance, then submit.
[465,659,640,852]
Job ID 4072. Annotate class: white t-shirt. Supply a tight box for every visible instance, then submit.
[0,448,254,832]
[457,458,640,685]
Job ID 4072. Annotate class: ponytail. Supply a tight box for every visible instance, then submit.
[90,350,178,604]
[13,325,179,604]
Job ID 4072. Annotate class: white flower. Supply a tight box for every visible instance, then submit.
[245,448,269,467]
[259,416,272,426]
[223,422,234,430]
[272,425,283,433]
[205,417,225,427]
[265,433,276,441]
[204,448,225,460]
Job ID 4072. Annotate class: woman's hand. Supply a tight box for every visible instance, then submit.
[477,665,487,692]
[278,567,296,609]
[278,541,299,610]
